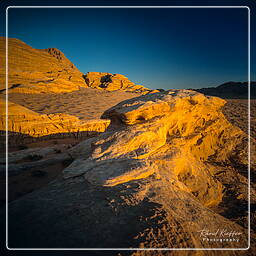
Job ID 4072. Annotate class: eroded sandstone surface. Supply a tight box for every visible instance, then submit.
[0,98,110,138]
[0,37,87,93]
[64,90,244,207]
[5,90,254,253]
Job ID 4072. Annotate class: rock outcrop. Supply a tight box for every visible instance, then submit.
[6,89,253,252]
[0,98,110,138]
[0,38,150,94]
[83,72,150,94]
[63,90,244,207]
[0,37,87,93]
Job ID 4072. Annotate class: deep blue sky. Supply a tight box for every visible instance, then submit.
[5,7,251,89]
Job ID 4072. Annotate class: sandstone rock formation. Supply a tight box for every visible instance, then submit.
[0,38,150,94]
[0,98,110,138]
[64,90,244,207]
[0,37,87,93]
[6,90,253,252]
[83,72,150,93]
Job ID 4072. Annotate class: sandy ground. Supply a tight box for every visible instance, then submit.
[1,93,255,206]
[7,87,140,120]
[222,99,256,139]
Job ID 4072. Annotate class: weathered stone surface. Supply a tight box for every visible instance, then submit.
[0,37,87,93]
[1,152,70,176]
[83,72,150,93]
[0,99,110,137]
[6,172,250,251]
[0,144,69,164]
[63,90,244,207]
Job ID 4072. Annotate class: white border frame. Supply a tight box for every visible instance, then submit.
[5,5,251,251]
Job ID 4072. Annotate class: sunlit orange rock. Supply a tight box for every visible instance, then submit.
[0,99,110,137]
[63,90,244,207]
[83,72,150,93]
[0,37,88,93]
[0,37,150,94]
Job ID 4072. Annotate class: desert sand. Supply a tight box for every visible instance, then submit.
[6,88,141,120]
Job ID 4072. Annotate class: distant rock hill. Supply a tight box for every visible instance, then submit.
[0,37,150,94]
[0,37,87,93]
[83,72,150,94]
[193,81,256,99]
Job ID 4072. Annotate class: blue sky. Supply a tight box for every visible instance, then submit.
[5,7,250,89]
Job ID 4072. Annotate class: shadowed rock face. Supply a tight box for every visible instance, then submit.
[6,90,253,252]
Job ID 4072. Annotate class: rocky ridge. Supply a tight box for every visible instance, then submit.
[194,81,256,99]
[0,37,150,94]
[63,90,244,207]
[0,98,110,139]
